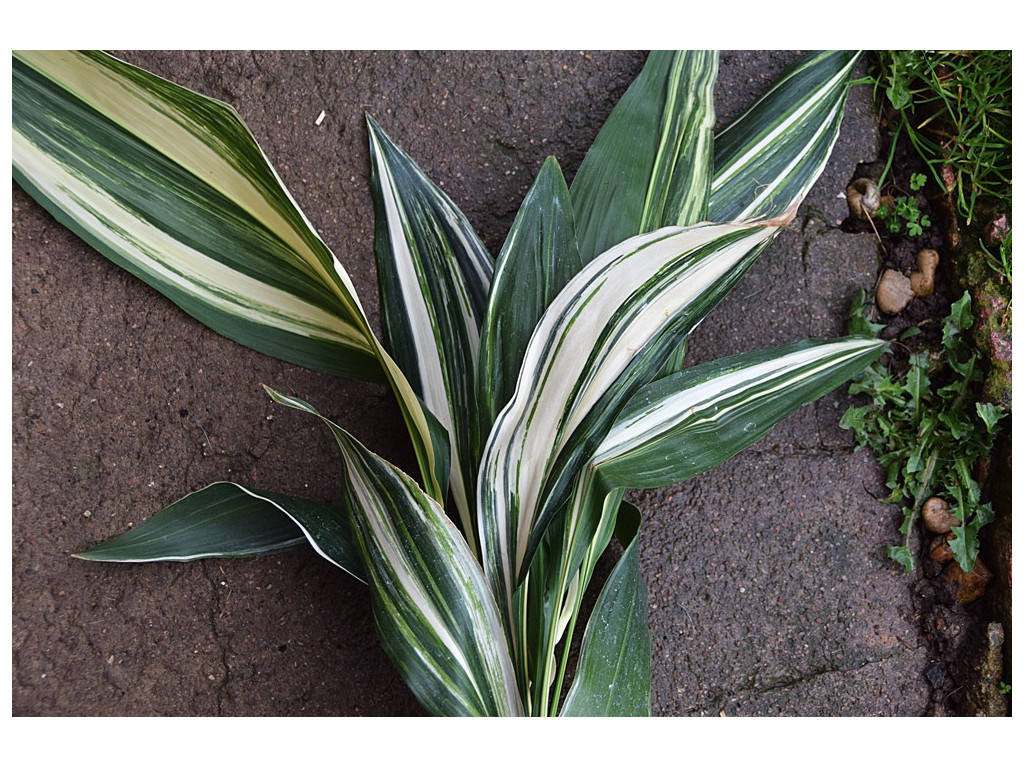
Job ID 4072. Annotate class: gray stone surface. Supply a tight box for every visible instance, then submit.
[13,51,933,716]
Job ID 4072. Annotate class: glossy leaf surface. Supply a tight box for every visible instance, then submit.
[570,50,718,263]
[478,221,779,620]
[367,117,493,538]
[75,481,366,580]
[560,505,650,716]
[594,337,885,489]
[266,388,522,717]
[478,156,582,434]
[710,50,861,222]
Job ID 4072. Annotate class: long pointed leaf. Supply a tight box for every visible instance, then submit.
[13,50,381,381]
[74,481,367,581]
[570,51,719,263]
[710,50,861,222]
[367,116,493,544]
[266,388,522,717]
[560,505,650,717]
[478,156,582,434]
[593,337,885,489]
[13,50,449,511]
[478,221,780,621]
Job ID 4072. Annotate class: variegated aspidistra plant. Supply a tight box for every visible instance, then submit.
[13,50,882,716]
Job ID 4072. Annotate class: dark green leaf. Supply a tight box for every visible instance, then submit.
[710,51,861,222]
[903,351,931,426]
[478,221,781,617]
[943,291,973,351]
[366,116,493,544]
[887,545,916,573]
[265,387,522,717]
[75,482,366,580]
[478,157,581,433]
[571,51,718,263]
[976,402,1005,432]
[560,506,650,717]
[593,338,884,491]
[949,525,981,572]
[13,51,383,381]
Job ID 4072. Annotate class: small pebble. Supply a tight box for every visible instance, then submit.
[942,559,992,605]
[922,497,958,534]
[876,269,914,314]
[928,534,955,563]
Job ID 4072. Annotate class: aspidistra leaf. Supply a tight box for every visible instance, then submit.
[560,504,650,717]
[367,116,493,546]
[710,50,861,222]
[13,50,382,381]
[265,387,522,717]
[570,50,718,263]
[74,481,367,581]
[478,156,582,434]
[13,50,449,514]
[593,337,885,490]
[478,221,780,620]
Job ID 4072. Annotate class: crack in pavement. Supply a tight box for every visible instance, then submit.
[692,645,926,715]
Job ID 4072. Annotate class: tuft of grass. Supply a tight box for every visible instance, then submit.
[874,50,1011,228]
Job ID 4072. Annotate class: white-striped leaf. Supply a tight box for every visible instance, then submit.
[13,50,381,381]
[555,336,885,597]
[74,481,367,581]
[593,337,886,489]
[709,50,862,222]
[367,117,493,547]
[478,221,780,620]
[560,504,650,717]
[570,50,719,263]
[13,50,450,509]
[519,485,627,716]
[265,387,523,717]
[478,156,582,435]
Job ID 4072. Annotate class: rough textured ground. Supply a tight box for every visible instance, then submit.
[13,51,934,716]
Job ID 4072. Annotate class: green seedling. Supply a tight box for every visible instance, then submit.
[877,192,932,237]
